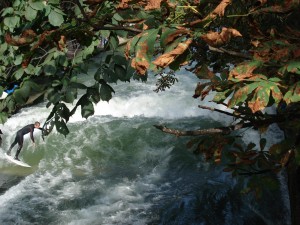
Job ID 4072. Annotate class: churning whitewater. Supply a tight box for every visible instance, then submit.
[0,69,289,225]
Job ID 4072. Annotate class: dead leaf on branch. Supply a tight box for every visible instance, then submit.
[213,0,232,17]
[203,0,232,21]
[145,0,163,10]
[130,40,150,75]
[118,0,175,10]
[248,86,270,113]
[228,61,262,81]
[131,58,150,75]
[162,28,190,46]
[5,29,37,46]
[153,39,192,68]
[201,27,242,47]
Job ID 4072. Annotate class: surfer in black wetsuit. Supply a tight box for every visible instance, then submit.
[0,129,3,147]
[6,122,41,161]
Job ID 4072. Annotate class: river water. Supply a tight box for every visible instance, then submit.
[0,67,290,225]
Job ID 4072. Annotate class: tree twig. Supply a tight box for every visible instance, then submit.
[208,45,252,59]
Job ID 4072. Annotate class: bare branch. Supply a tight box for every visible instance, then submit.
[208,45,252,59]
[153,121,253,137]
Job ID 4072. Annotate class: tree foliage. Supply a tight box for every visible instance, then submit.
[1,0,300,220]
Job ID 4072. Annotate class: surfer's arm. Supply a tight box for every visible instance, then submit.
[30,129,35,143]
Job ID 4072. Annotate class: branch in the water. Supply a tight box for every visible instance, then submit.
[154,125,239,136]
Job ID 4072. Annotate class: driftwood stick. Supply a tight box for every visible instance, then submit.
[153,122,252,137]
[153,125,234,136]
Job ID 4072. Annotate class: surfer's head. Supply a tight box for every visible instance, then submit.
[34,121,40,128]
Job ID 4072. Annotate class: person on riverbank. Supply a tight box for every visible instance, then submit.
[6,122,41,161]
[0,129,2,147]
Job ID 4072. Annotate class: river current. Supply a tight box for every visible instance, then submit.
[0,67,290,225]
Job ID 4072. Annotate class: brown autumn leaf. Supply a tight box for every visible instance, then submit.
[190,0,231,26]
[251,40,260,47]
[22,57,32,69]
[228,61,260,80]
[293,48,300,58]
[130,36,150,75]
[162,28,190,46]
[31,30,55,51]
[118,0,131,9]
[131,58,149,75]
[118,0,174,10]
[124,32,143,59]
[153,39,192,68]
[201,27,242,47]
[5,29,36,46]
[144,0,162,10]
[213,0,232,17]
[248,86,270,113]
[58,35,66,51]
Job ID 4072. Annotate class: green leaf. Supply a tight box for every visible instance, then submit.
[260,138,267,151]
[246,142,256,151]
[56,103,70,122]
[228,82,260,108]
[81,100,94,119]
[287,61,300,75]
[1,7,14,16]
[248,86,270,113]
[109,34,119,50]
[24,64,35,75]
[0,112,8,124]
[25,6,37,21]
[24,80,41,91]
[128,35,142,57]
[160,28,177,47]
[69,82,87,89]
[100,83,114,101]
[14,68,24,80]
[213,89,231,103]
[48,9,64,27]
[114,64,127,81]
[0,43,8,55]
[270,85,282,104]
[89,87,100,104]
[29,1,46,10]
[47,88,61,104]
[14,55,23,65]
[44,61,57,75]
[64,88,76,103]
[4,16,20,28]
[283,81,300,104]
[48,0,60,5]
[13,89,26,104]
[55,119,69,137]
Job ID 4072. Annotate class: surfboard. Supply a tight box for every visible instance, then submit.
[4,153,31,168]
